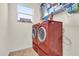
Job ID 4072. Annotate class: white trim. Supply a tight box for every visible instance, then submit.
[38,27,46,42]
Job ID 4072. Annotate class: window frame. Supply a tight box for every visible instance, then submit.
[17,4,33,23]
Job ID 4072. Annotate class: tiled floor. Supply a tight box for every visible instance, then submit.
[9,48,38,56]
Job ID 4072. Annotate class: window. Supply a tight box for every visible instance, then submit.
[17,4,33,23]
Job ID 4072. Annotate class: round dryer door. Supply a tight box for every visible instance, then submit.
[32,28,36,39]
[38,27,46,42]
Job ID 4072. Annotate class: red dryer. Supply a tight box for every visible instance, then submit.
[32,23,40,53]
[37,20,63,56]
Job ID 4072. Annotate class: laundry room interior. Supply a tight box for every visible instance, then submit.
[0,3,79,56]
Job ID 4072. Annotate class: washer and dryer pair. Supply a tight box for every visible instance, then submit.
[32,20,63,56]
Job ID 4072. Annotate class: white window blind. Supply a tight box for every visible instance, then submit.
[17,4,33,23]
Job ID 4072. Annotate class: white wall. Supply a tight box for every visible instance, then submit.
[8,4,32,51]
[8,3,41,51]
[54,11,79,56]
[0,3,41,55]
[0,3,9,55]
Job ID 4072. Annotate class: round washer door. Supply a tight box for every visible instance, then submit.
[32,27,36,39]
[38,27,46,42]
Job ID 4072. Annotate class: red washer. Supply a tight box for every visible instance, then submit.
[32,23,40,53]
[37,20,63,56]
